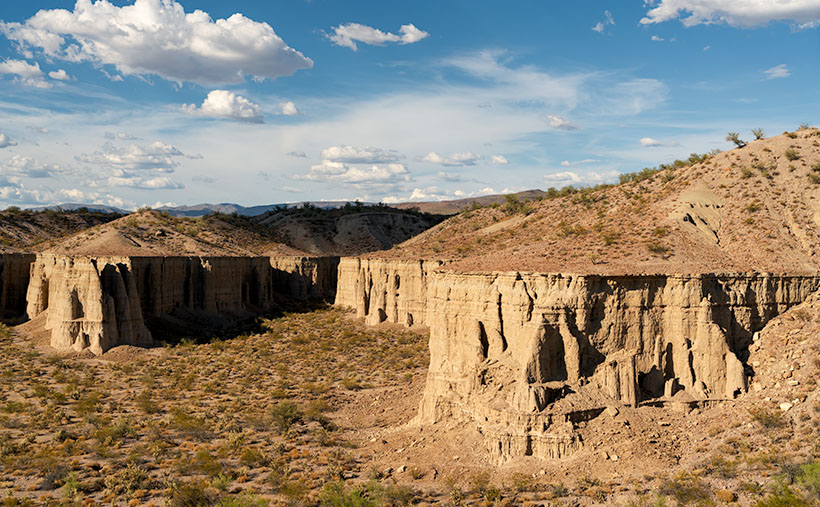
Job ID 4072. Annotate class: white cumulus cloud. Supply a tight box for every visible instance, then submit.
[640,137,663,147]
[302,159,411,185]
[0,58,51,88]
[322,145,403,164]
[48,69,70,80]
[545,114,580,130]
[108,174,184,190]
[490,155,509,165]
[543,169,620,187]
[182,90,263,123]
[641,0,820,28]
[2,154,70,178]
[420,151,482,166]
[0,133,17,148]
[77,141,186,172]
[764,64,790,79]
[328,23,429,51]
[0,0,313,85]
[276,101,300,116]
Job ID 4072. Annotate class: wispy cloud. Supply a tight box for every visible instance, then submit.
[763,64,790,80]
[328,23,429,51]
[592,10,615,33]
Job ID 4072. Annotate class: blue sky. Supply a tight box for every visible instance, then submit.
[0,0,818,209]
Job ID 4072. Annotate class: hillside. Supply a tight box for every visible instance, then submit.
[0,208,123,253]
[251,204,446,256]
[394,189,547,215]
[381,127,820,274]
[44,211,304,257]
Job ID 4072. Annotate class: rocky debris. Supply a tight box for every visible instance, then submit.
[336,258,820,462]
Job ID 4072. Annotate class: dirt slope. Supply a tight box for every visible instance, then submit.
[0,209,122,253]
[44,211,305,257]
[393,189,547,215]
[252,205,446,256]
[380,127,820,274]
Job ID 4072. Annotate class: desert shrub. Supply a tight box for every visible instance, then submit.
[752,128,765,140]
[103,463,147,496]
[785,148,800,161]
[810,174,820,185]
[319,480,375,507]
[797,461,820,500]
[192,449,224,477]
[741,167,753,179]
[214,494,269,507]
[166,480,215,507]
[646,241,669,255]
[136,390,160,414]
[657,472,712,505]
[501,194,533,215]
[749,407,787,429]
[758,481,809,506]
[61,472,81,498]
[240,447,268,468]
[270,401,302,434]
[726,132,746,148]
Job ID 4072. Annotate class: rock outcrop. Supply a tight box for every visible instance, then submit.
[26,255,153,354]
[270,256,339,300]
[335,259,820,461]
[0,254,35,324]
[24,254,339,355]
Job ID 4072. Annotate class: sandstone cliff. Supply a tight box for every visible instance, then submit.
[0,254,35,324]
[335,258,820,461]
[23,254,338,355]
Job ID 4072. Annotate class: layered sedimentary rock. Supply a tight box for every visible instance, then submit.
[0,254,35,324]
[335,257,441,327]
[25,254,338,355]
[270,256,339,300]
[335,259,820,461]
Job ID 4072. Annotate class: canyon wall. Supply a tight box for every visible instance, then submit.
[335,259,820,461]
[0,254,35,324]
[24,254,338,355]
[270,256,339,300]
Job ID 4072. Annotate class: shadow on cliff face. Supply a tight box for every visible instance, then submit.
[145,298,333,346]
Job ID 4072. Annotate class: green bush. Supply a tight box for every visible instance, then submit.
[726,132,746,148]
[657,473,712,505]
[319,480,375,507]
[270,401,302,434]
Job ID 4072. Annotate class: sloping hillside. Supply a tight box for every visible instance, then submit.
[44,211,304,256]
[252,204,446,256]
[382,127,820,274]
[0,208,122,253]
[393,189,547,215]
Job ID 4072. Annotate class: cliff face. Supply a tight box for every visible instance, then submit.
[24,254,339,355]
[335,259,820,461]
[335,257,440,327]
[270,256,339,300]
[0,254,35,324]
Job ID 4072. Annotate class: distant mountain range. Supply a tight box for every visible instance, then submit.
[25,190,547,218]
[26,203,128,214]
